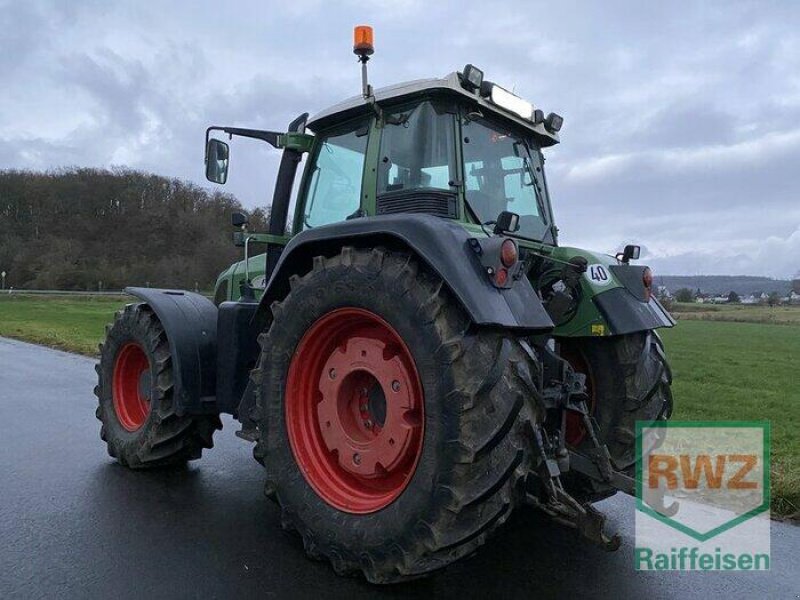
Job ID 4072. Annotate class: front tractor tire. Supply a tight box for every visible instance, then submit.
[95,303,221,468]
[252,248,541,583]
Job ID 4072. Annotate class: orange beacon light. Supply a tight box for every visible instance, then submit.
[353,25,374,57]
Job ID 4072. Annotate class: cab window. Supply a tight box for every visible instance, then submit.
[303,119,369,229]
[462,117,549,240]
[377,101,456,195]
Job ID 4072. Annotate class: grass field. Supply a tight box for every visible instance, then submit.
[658,321,799,519]
[671,301,800,325]
[0,294,797,518]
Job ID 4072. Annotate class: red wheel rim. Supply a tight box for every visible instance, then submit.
[285,308,425,514]
[559,345,595,447]
[112,342,151,432]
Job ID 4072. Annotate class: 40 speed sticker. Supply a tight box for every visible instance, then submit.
[585,264,613,286]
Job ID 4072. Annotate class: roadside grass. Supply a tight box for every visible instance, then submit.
[1,295,797,518]
[0,295,126,355]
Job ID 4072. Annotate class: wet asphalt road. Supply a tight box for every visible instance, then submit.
[0,336,797,599]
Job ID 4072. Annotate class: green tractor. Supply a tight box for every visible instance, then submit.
[95,27,674,583]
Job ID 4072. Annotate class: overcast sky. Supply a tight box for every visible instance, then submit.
[2,0,799,278]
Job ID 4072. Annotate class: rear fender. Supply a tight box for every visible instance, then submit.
[124,287,218,415]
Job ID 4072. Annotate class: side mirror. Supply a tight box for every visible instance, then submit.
[493,211,520,234]
[231,211,249,228]
[617,244,641,263]
[206,138,230,184]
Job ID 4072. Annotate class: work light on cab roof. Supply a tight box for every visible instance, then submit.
[459,62,563,133]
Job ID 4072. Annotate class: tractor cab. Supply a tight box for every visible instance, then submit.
[301,87,560,246]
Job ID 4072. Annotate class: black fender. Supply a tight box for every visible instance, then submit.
[124,287,218,415]
[597,265,676,335]
[593,288,676,336]
[255,214,554,332]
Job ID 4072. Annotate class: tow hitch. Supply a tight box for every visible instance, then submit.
[525,422,623,551]
[522,341,638,551]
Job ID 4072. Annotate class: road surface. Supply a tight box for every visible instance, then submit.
[0,337,797,599]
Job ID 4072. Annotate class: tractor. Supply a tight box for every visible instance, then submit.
[95,27,674,583]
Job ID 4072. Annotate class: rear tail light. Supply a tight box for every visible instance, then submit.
[468,236,522,290]
[500,239,518,267]
[643,267,653,301]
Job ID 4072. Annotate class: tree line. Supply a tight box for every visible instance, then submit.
[0,168,267,291]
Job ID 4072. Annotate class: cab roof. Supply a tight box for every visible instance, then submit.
[307,71,560,147]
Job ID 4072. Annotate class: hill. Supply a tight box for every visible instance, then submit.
[655,275,793,296]
[0,168,267,291]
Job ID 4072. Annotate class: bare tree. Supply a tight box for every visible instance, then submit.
[0,168,256,291]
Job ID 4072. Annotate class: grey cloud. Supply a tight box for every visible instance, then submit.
[60,51,150,133]
[0,4,47,78]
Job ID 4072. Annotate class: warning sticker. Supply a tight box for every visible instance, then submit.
[591,324,606,336]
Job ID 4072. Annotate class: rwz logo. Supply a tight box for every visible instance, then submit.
[647,453,758,490]
[634,422,770,571]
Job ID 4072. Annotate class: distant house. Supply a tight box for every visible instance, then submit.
[656,285,672,299]
[741,294,758,305]
[787,291,800,305]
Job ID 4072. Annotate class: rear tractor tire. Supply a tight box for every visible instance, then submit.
[252,247,542,583]
[560,331,673,501]
[95,303,221,469]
